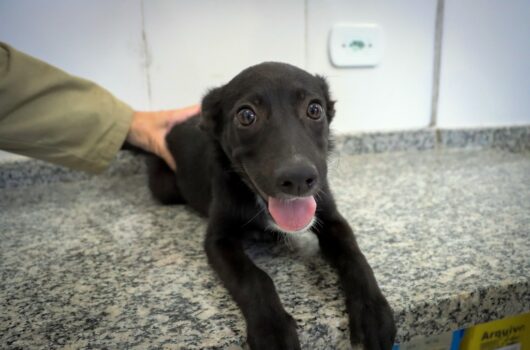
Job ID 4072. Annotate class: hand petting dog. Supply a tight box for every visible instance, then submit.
[127,105,200,171]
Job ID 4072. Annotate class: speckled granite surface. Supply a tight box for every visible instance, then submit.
[438,126,530,152]
[1,148,530,349]
[0,151,145,190]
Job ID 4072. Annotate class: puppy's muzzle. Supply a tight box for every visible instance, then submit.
[274,161,319,197]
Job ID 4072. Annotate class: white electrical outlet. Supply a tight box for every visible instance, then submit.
[329,24,384,67]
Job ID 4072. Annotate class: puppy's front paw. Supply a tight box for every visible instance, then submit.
[349,294,396,350]
[247,312,301,350]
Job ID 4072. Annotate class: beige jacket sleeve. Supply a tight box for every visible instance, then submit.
[0,43,134,174]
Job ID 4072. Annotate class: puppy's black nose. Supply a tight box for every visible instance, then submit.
[275,163,319,196]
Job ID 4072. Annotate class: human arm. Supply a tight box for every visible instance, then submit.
[0,43,198,173]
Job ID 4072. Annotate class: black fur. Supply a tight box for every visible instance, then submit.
[147,62,396,349]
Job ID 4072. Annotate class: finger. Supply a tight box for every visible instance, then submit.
[165,104,201,128]
[179,103,201,115]
[159,146,177,171]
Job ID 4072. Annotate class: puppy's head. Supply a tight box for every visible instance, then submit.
[201,62,335,233]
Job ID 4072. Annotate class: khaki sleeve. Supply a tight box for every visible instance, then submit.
[0,43,134,174]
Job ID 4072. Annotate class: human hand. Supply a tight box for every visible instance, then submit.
[126,104,200,171]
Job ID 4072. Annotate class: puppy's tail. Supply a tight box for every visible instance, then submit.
[146,155,186,205]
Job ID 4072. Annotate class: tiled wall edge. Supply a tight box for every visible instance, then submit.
[336,125,530,155]
[1,126,529,189]
[437,126,530,152]
[334,129,437,155]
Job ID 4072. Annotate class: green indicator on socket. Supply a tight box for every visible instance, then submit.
[348,40,372,51]
[349,40,366,51]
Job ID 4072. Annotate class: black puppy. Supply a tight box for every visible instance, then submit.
[147,62,396,349]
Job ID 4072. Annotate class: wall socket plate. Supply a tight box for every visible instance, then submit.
[329,24,384,67]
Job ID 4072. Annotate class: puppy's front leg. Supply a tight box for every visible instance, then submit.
[204,220,301,350]
[315,209,396,350]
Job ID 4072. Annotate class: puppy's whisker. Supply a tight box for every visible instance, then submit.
[241,206,267,227]
[281,232,294,250]
[311,216,324,234]
[328,152,341,171]
[315,188,329,201]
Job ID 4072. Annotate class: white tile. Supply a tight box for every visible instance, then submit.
[438,0,530,128]
[143,0,305,109]
[0,0,149,109]
[307,0,437,132]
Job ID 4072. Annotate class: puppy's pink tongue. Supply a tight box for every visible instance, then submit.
[268,196,316,232]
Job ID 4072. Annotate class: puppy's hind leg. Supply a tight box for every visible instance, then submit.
[146,155,186,205]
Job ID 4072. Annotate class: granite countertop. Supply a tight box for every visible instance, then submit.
[1,148,529,349]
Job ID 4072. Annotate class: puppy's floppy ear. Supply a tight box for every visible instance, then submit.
[199,86,224,136]
[315,75,336,123]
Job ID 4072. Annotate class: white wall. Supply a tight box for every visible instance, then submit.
[142,0,305,109]
[437,0,530,128]
[307,0,437,132]
[0,0,149,109]
[0,0,529,144]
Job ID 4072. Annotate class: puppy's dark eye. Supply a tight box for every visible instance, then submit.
[236,108,256,126]
[307,102,323,120]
